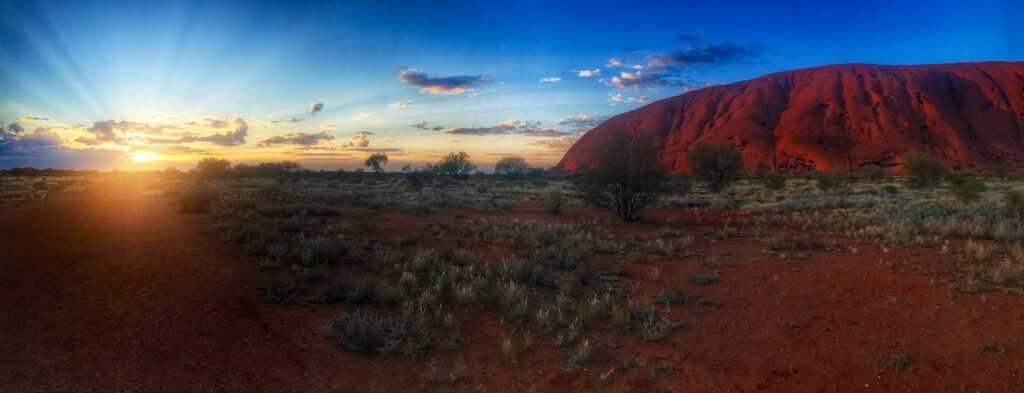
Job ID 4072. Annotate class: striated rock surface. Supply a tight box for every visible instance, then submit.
[554,62,1024,172]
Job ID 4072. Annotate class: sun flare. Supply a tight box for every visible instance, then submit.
[131,151,156,163]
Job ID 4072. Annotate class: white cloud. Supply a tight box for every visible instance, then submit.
[389,100,413,109]
[540,77,562,83]
[576,69,601,78]
[608,93,651,105]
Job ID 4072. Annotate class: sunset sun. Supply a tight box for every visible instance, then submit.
[131,151,156,163]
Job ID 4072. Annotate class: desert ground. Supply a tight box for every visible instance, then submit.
[3,171,1024,392]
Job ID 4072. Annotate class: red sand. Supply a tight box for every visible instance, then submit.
[3,183,1024,391]
[555,61,1024,173]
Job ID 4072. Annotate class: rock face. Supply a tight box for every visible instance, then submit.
[554,62,1024,173]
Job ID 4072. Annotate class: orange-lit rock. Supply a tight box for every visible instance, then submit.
[555,62,1024,173]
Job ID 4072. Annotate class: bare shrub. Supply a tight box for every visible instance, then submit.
[687,142,744,193]
[580,132,667,221]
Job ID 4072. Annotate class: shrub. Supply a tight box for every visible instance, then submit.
[946,174,987,204]
[494,156,529,178]
[564,339,592,371]
[815,172,850,194]
[431,152,476,177]
[195,158,231,181]
[759,171,786,191]
[687,142,744,193]
[654,290,690,305]
[580,132,667,221]
[667,175,693,195]
[1005,189,1024,219]
[858,164,889,183]
[177,184,218,213]
[364,153,388,173]
[902,151,945,188]
[542,188,566,214]
[322,311,386,354]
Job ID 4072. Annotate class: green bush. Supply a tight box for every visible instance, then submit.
[946,175,987,204]
[542,188,566,214]
[902,151,945,188]
[815,172,850,194]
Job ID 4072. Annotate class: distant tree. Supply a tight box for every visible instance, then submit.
[432,152,476,177]
[195,158,231,181]
[494,156,529,178]
[686,142,744,193]
[902,151,945,188]
[580,132,667,222]
[364,153,389,173]
[162,167,181,178]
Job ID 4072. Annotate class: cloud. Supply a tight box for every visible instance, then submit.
[398,67,487,94]
[575,69,601,77]
[351,113,371,121]
[527,136,579,151]
[189,118,249,146]
[349,147,402,153]
[3,122,26,138]
[75,120,123,145]
[0,126,126,169]
[557,114,608,132]
[603,35,764,93]
[258,131,335,146]
[309,102,324,114]
[607,70,692,90]
[608,93,651,105]
[442,120,575,137]
[540,77,562,83]
[673,34,700,42]
[16,116,49,123]
[411,121,444,131]
[389,100,413,109]
[348,131,372,148]
[320,124,337,132]
[646,41,762,69]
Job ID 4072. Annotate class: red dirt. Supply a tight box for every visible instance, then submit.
[555,61,1024,173]
[3,182,1024,391]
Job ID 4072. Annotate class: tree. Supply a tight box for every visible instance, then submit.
[195,158,231,181]
[580,132,667,222]
[432,152,476,177]
[902,151,945,188]
[686,142,744,193]
[364,153,389,173]
[494,156,529,178]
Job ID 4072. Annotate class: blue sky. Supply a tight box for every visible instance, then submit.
[1,0,1021,170]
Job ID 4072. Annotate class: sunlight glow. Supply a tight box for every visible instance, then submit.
[131,151,157,163]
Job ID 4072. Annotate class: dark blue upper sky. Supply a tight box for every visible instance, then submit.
[1,0,1022,169]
